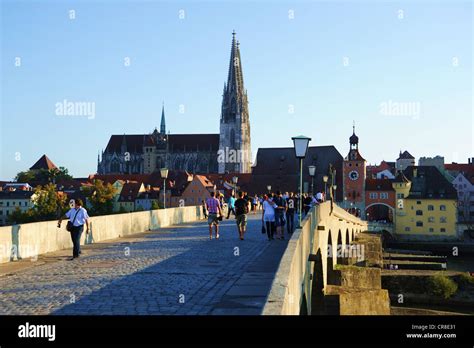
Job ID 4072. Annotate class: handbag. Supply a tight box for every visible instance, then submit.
[66,209,80,232]
[261,223,266,234]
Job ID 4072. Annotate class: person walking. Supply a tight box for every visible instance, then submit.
[273,191,287,240]
[262,194,276,241]
[286,192,295,235]
[303,194,313,216]
[58,199,90,260]
[205,192,223,240]
[226,194,236,219]
[201,199,208,218]
[234,191,249,240]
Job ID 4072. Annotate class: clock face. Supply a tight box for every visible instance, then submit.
[349,170,359,181]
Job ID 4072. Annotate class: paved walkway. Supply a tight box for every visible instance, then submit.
[0,214,290,315]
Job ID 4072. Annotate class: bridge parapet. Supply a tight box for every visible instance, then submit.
[0,206,204,264]
[263,201,369,315]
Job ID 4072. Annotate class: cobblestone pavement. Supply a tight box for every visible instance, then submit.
[0,214,290,315]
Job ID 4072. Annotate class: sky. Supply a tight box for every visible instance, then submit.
[1,0,472,180]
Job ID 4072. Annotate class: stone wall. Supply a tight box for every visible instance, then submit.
[0,206,203,264]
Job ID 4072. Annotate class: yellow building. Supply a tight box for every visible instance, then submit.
[392,166,458,241]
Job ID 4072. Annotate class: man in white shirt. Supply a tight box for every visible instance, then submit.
[58,199,90,260]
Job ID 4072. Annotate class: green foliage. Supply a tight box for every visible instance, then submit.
[118,206,127,214]
[83,180,116,216]
[33,183,68,220]
[15,167,73,184]
[7,207,36,224]
[151,200,160,210]
[428,274,458,299]
[456,273,474,289]
[15,170,36,183]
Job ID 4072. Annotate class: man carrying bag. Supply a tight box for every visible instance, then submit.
[58,199,90,260]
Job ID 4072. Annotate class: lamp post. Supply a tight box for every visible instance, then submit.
[292,135,311,228]
[160,168,169,209]
[267,185,271,195]
[323,175,328,200]
[232,176,238,196]
[333,185,337,202]
[308,165,316,195]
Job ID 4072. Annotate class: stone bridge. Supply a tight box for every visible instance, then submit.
[0,202,389,315]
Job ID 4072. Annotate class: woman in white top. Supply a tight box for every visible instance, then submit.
[262,195,277,241]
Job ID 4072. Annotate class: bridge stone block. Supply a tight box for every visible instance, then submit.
[325,285,390,315]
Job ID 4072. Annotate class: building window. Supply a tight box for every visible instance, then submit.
[397,193,404,199]
[440,228,446,233]
[440,217,447,223]
[380,192,388,199]
[416,221,423,227]
[416,210,423,216]
[429,228,434,232]
[416,201,421,205]
[428,217,435,223]
[440,205,446,211]
[6,202,9,207]
[369,192,377,199]
[405,227,411,232]
[428,205,434,211]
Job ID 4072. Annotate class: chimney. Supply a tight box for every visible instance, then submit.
[147,184,151,191]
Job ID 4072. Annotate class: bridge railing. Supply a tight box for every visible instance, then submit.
[262,201,368,315]
[0,205,204,264]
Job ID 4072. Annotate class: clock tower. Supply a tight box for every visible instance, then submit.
[342,124,366,216]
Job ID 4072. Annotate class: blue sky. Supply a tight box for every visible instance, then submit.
[1,0,472,180]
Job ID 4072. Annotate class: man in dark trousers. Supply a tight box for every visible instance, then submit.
[58,199,90,260]
[234,191,250,240]
[286,192,295,235]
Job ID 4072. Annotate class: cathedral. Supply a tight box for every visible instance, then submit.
[97,32,251,175]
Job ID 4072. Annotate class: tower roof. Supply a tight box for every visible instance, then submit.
[226,30,246,102]
[30,154,58,171]
[160,103,166,134]
[349,123,359,144]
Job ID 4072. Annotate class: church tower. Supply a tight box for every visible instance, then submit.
[218,31,251,173]
[342,123,366,216]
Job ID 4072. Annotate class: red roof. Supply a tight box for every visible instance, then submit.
[445,163,474,172]
[118,182,143,202]
[30,155,58,171]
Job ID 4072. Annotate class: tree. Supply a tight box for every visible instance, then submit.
[83,180,116,215]
[15,171,36,183]
[151,201,160,210]
[32,183,68,221]
[7,207,36,224]
[14,167,73,184]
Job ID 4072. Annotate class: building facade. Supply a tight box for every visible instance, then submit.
[342,126,366,216]
[392,166,458,241]
[98,32,251,176]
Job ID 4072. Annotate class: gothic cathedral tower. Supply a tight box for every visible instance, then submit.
[342,124,366,216]
[218,31,251,174]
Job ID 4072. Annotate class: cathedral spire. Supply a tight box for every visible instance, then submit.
[219,32,251,174]
[225,30,246,108]
[160,102,166,134]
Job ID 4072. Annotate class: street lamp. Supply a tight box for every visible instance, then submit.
[160,168,169,209]
[232,176,238,196]
[308,165,316,195]
[323,175,328,200]
[292,135,311,228]
[267,185,271,194]
[333,185,337,202]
